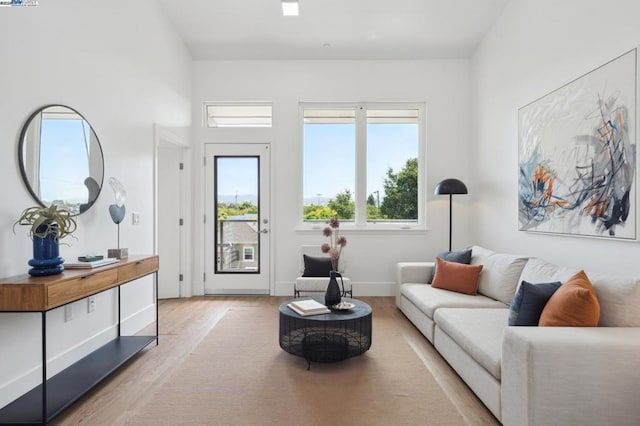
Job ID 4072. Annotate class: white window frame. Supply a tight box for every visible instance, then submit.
[203,101,273,128]
[298,101,427,231]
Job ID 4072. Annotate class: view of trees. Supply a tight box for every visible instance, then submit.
[217,157,418,222]
[328,189,355,219]
[217,201,257,221]
[380,157,418,219]
[303,205,337,219]
[303,158,418,221]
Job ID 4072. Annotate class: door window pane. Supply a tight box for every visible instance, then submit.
[215,157,260,272]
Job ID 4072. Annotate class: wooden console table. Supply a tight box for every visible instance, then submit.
[0,254,159,424]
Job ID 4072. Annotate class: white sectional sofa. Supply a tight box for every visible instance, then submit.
[396,246,640,425]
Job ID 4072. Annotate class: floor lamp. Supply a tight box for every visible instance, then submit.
[434,178,468,252]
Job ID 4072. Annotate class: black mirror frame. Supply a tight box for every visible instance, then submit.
[18,104,105,216]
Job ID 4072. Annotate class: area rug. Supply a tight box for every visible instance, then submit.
[128,305,465,426]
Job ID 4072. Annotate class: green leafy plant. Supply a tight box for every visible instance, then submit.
[13,205,77,241]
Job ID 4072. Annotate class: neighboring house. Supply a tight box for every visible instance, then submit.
[218,214,259,270]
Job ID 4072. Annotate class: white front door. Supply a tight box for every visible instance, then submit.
[204,143,270,294]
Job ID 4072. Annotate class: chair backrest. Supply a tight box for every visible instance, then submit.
[299,245,346,273]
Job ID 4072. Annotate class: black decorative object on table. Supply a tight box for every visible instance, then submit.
[324,271,342,306]
[320,217,348,296]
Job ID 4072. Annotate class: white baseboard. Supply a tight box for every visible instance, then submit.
[205,289,270,295]
[273,281,395,297]
[121,303,157,336]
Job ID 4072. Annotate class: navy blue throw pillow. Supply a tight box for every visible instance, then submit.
[302,255,332,277]
[428,249,472,283]
[509,280,562,326]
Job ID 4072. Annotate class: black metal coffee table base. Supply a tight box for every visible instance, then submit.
[279,297,372,368]
[302,332,349,362]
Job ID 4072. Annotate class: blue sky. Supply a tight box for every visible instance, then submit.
[304,123,418,203]
[217,157,258,200]
[40,119,90,203]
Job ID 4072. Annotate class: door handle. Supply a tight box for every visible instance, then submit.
[260,229,269,234]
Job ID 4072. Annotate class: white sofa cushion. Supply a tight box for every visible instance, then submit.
[470,246,529,305]
[585,271,640,326]
[434,308,508,380]
[518,256,559,284]
[502,327,640,425]
[519,258,640,327]
[400,283,506,318]
[434,326,502,420]
[399,294,438,342]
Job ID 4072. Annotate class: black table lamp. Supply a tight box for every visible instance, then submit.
[434,178,468,252]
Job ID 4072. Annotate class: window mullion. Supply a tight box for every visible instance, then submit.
[355,105,367,226]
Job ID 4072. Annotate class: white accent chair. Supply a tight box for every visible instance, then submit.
[294,245,352,298]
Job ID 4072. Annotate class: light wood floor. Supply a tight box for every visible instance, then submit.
[52,296,499,425]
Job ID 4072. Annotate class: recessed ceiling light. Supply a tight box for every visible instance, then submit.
[282,0,299,16]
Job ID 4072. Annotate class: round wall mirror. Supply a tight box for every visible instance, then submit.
[18,105,104,215]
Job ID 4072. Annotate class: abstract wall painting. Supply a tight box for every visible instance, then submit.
[518,49,637,240]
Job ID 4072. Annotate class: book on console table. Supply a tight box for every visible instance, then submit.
[64,258,120,269]
[288,299,331,316]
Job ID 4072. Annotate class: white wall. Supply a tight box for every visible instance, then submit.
[0,1,191,407]
[471,0,640,274]
[191,60,474,296]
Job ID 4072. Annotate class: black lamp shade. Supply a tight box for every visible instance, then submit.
[434,178,468,195]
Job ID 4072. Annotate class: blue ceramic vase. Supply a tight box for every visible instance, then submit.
[28,225,64,276]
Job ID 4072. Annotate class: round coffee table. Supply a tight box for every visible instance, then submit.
[279,297,372,368]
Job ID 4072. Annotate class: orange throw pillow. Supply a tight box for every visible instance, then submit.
[539,270,600,326]
[431,257,483,295]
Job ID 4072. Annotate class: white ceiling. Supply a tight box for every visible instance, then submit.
[157,0,511,60]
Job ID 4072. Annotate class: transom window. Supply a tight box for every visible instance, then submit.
[301,102,425,229]
[204,102,272,128]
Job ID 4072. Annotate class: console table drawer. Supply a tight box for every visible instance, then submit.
[47,269,119,308]
[118,257,159,283]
